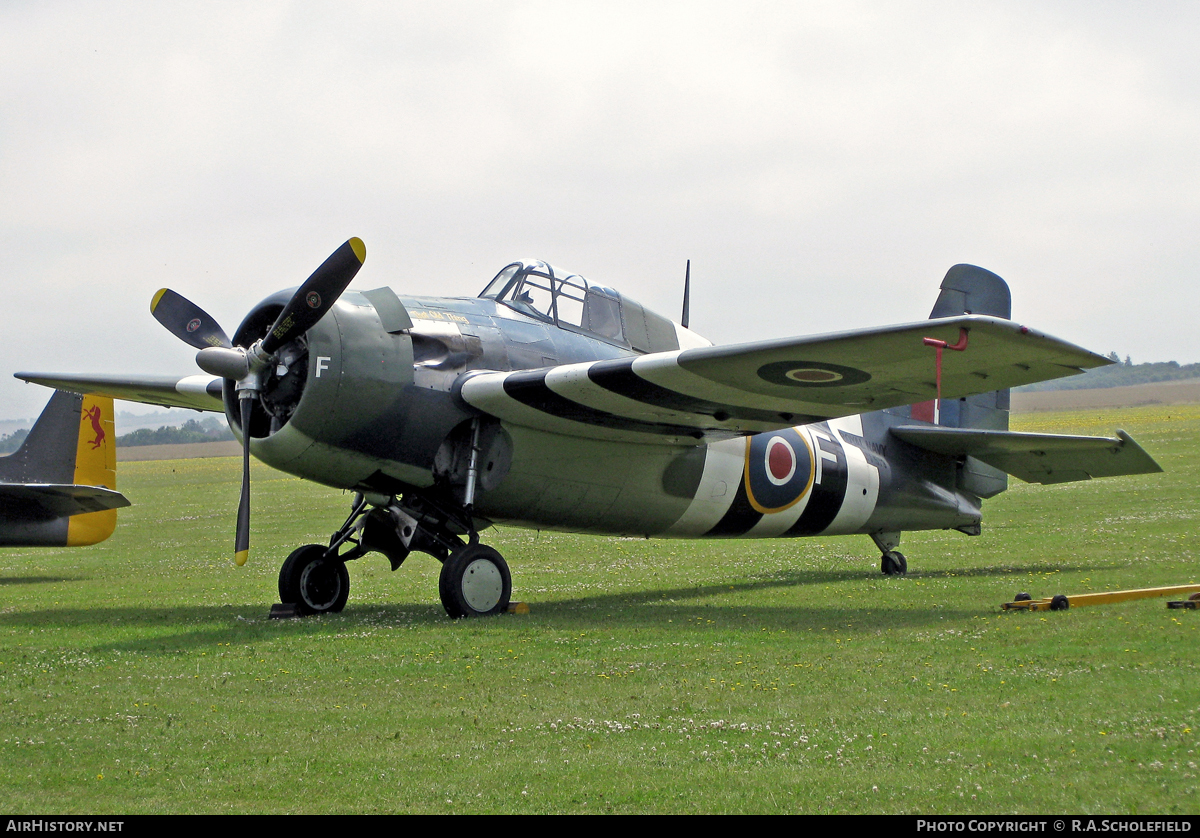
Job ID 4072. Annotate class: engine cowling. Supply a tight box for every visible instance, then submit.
[224,289,472,494]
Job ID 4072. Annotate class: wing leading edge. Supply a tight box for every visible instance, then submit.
[14,373,224,413]
[457,315,1109,443]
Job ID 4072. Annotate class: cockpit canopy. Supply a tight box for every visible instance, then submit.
[480,260,627,344]
[479,260,707,354]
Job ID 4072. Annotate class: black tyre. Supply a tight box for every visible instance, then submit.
[278,544,350,616]
[881,551,908,576]
[1014,592,1032,602]
[439,543,511,618]
[1049,594,1070,611]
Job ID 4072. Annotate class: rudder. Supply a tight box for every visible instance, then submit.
[67,393,119,545]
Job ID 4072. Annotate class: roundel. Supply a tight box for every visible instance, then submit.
[744,427,814,513]
[306,291,322,309]
[756,360,871,388]
[186,318,202,333]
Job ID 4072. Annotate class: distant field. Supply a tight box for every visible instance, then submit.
[1,404,1196,814]
[1013,379,1200,412]
[117,440,241,461]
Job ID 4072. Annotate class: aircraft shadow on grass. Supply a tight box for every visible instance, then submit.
[0,560,1106,650]
[0,574,85,586]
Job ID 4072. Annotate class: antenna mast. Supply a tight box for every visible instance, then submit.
[681,260,691,329]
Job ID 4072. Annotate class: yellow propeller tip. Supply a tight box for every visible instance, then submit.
[349,237,366,264]
[150,288,169,312]
[234,550,249,567]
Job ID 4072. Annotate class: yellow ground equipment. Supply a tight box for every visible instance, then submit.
[1002,585,1200,612]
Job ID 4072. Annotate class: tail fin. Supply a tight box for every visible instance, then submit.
[928,264,1011,322]
[0,391,122,546]
[911,264,1012,432]
[915,265,1013,497]
[0,390,87,485]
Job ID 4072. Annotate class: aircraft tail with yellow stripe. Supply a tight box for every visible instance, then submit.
[0,391,130,547]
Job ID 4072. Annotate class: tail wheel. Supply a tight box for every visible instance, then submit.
[439,544,511,618]
[279,544,350,616]
[881,550,908,576]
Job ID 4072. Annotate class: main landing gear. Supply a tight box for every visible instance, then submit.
[438,543,512,618]
[278,544,350,616]
[274,490,512,619]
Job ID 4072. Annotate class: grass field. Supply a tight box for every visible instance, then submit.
[1,405,1197,814]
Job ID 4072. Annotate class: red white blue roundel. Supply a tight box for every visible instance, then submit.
[743,427,814,513]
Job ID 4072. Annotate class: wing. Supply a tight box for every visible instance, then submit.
[0,483,131,517]
[890,426,1162,484]
[457,315,1109,443]
[15,373,224,413]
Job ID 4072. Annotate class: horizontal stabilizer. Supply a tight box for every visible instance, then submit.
[890,426,1162,484]
[0,483,130,518]
[458,315,1110,442]
[15,373,224,413]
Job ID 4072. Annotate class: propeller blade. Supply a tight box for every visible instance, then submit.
[150,289,232,349]
[234,396,252,566]
[156,239,365,568]
[261,238,366,355]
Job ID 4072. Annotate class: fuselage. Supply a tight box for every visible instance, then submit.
[230,276,984,545]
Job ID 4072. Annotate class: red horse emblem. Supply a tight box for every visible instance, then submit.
[82,404,105,450]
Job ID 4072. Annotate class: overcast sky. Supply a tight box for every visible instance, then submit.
[3,1,1198,421]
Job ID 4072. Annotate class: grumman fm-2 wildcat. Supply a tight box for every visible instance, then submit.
[19,239,1160,617]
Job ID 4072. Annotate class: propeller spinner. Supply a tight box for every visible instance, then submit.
[151,238,366,566]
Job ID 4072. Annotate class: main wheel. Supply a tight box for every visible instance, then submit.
[278,544,350,616]
[439,543,511,618]
[881,550,908,576]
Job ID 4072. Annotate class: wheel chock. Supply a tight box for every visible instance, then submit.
[1003,584,1200,612]
[269,602,300,619]
[506,601,530,615]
